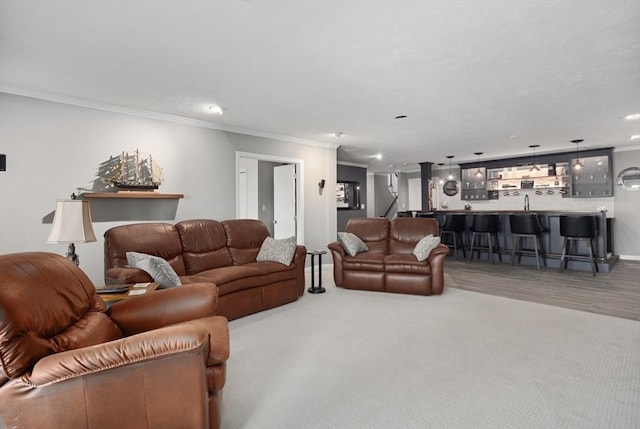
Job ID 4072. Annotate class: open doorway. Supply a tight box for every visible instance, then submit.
[235,152,304,244]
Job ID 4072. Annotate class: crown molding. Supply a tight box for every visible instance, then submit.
[0,85,339,150]
[614,145,640,152]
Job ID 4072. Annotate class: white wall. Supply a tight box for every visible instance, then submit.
[612,148,640,259]
[0,93,338,283]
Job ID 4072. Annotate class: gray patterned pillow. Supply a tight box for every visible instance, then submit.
[256,236,297,265]
[412,234,441,262]
[126,251,182,288]
[338,232,369,257]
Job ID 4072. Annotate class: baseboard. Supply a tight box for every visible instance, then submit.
[618,255,640,261]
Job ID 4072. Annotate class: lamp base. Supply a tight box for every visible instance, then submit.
[65,243,79,266]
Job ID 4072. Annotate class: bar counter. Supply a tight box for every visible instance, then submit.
[430,210,617,272]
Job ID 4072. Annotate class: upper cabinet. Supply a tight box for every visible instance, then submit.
[459,148,612,199]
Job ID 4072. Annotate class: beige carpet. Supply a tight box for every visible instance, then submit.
[222,283,640,428]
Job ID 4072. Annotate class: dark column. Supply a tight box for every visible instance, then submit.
[419,162,433,211]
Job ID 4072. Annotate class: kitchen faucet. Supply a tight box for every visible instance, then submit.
[524,194,530,211]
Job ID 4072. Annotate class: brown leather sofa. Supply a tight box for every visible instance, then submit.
[104,219,306,321]
[0,252,229,429]
[328,217,450,295]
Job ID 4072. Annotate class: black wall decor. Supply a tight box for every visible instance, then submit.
[0,154,6,171]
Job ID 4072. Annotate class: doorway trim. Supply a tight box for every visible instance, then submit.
[235,151,305,244]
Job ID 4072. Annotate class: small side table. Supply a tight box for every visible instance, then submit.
[96,282,159,305]
[307,250,327,294]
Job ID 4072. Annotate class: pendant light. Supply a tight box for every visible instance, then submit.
[571,139,585,170]
[473,152,484,177]
[437,163,445,184]
[528,145,541,171]
[446,155,455,180]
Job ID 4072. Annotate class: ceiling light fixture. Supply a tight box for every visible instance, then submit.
[333,132,344,138]
[528,145,541,172]
[375,153,382,160]
[437,163,445,184]
[446,155,455,180]
[395,115,407,119]
[571,139,585,170]
[630,135,640,140]
[208,105,223,115]
[624,113,640,121]
[474,152,484,177]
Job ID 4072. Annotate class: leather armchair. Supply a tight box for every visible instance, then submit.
[0,252,229,429]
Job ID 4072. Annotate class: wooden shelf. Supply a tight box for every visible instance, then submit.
[81,192,184,199]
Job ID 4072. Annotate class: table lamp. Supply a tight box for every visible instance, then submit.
[46,194,96,265]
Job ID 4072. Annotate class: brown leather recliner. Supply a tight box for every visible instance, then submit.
[0,252,229,429]
[328,217,450,295]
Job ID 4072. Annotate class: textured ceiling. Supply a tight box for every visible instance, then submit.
[1,0,639,173]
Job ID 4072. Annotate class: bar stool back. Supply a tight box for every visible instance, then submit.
[468,214,502,263]
[509,213,547,270]
[440,214,467,259]
[559,215,598,276]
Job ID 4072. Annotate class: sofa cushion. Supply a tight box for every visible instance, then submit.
[338,232,369,257]
[176,219,233,274]
[412,234,441,261]
[126,252,182,288]
[345,217,389,254]
[256,236,297,265]
[191,265,263,295]
[222,219,270,265]
[389,218,440,254]
[384,254,432,275]
[343,252,386,272]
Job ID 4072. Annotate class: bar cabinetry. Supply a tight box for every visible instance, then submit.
[569,155,612,197]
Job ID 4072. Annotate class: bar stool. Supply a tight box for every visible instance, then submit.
[509,213,547,270]
[559,215,598,276]
[415,212,435,218]
[397,211,414,217]
[440,214,467,259]
[468,214,502,264]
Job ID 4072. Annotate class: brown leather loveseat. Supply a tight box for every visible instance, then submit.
[0,252,229,429]
[328,217,449,295]
[104,219,306,320]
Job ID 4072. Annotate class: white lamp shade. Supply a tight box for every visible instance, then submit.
[46,199,97,243]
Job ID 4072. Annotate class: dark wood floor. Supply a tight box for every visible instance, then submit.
[444,258,640,321]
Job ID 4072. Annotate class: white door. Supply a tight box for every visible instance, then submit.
[408,178,422,211]
[273,164,296,239]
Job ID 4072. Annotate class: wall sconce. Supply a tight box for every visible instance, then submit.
[46,193,96,266]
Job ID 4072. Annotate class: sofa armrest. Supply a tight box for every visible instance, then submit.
[105,267,153,285]
[327,241,346,287]
[427,244,449,295]
[28,322,214,386]
[293,245,307,265]
[108,284,219,336]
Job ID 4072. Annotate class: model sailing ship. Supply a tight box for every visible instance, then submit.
[104,150,164,191]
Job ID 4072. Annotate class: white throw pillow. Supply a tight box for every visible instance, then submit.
[338,232,369,257]
[256,236,297,265]
[126,251,182,288]
[412,234,441,262]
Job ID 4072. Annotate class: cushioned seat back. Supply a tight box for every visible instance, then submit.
[222,219,270,265]
[176,219,233,275]
[104,223,187,276]
[389,218,439,254]
[345,218,390,254]
[0,252,122,379]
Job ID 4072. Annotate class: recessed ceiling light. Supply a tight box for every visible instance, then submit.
[208,105,223,115]
[333,132,344,138]
[624,113,640,121]
[375,153,382,160]
[631,135,640,140]
[395,115,407,119]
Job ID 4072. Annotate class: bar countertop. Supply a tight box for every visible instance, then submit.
[431,209,610,217]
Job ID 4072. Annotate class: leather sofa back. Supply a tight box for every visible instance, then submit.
[104,222,187,275]
[0,252,122,379]
[345,217,390,254]
[176,219,233,275]
[389,218,440,254]
[222,219,270,265]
